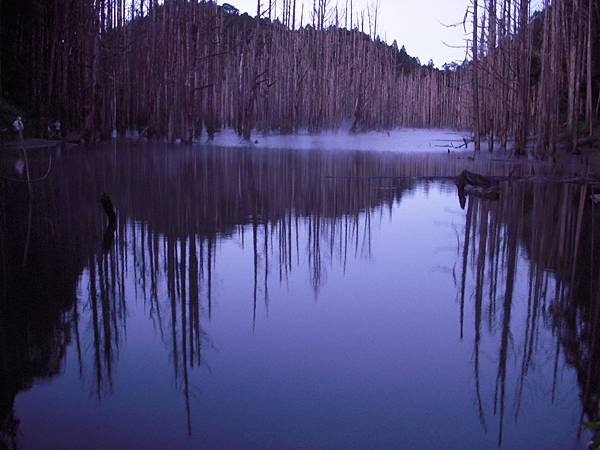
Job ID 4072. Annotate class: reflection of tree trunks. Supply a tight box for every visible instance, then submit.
[180,239,191,436]
[8,142,600,445]
[571,184,588,285]
[189,235,199,367]
[99,253,113,391]
[168,239,178,380]
[488,211,500,329]
[102,221,116,254]
[90,258,102,399]
[73,292,83,379]
[288,211,293,273]
[580,269,600,426]
[516,264,541,420]
[251,220,258,332]
[551,336,560,402]
[474,201,487,430]
[264,221,269,307]
[460,199,474,339]
[208,237,213,320]
[494,191,519,447]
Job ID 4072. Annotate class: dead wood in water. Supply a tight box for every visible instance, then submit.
[456,170,495,190]
[456,170,500,208]
[102,221,116,254]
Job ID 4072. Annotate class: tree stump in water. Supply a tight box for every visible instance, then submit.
[455,170,495,191]
[456,170,500,209]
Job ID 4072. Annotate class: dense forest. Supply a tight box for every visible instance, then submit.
[0,0,599,157]
[469,0,600,157]
[1,0,464,140]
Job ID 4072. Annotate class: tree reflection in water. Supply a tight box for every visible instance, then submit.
[0,143,598,448]
[459,181,600,446]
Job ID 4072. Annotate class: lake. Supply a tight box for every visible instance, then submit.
[0,142,598,449]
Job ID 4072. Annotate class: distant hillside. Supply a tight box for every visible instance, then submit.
[0,0,467,140]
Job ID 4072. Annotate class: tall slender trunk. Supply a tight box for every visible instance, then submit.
[473,0,481,152]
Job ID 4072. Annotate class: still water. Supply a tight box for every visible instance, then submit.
[1,143,598,449]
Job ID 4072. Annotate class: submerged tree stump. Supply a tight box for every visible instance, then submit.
[455,170,500,208]
[455,170,495,191]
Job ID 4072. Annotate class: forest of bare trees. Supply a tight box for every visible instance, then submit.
[0,0,475,142]
[469,0,599,157]
[0,0,598,157]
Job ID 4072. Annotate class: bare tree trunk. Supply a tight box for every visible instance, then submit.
[515,0,530,156]
[473,0,481,152]
[586,0,593,137]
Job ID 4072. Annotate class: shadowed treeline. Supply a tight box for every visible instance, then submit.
[1,144,599,447]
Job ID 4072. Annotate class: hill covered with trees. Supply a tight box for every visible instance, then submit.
[1,0,599,159]
[0,0,467,142]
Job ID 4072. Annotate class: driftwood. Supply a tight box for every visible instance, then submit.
[102,220,116,253]
[455,170,500,208]
[455,169,495,190]
[432,138,473,149]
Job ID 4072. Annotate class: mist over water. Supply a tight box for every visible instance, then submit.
[0,143,598,449]
[192,127,472,153]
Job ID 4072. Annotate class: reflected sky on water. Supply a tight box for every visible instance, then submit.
[0,143,598,449]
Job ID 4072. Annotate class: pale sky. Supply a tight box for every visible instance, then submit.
[221,0,471,66]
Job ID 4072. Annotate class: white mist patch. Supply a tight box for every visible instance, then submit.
[197,128,473,153]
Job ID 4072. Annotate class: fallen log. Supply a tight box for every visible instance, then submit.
[455,170,500,208]
[455,170,495,190]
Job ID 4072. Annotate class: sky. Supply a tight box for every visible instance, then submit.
[222,0,471,66]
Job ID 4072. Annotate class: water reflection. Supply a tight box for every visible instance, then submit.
[458,182,600,446]
[0,143,598,448]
